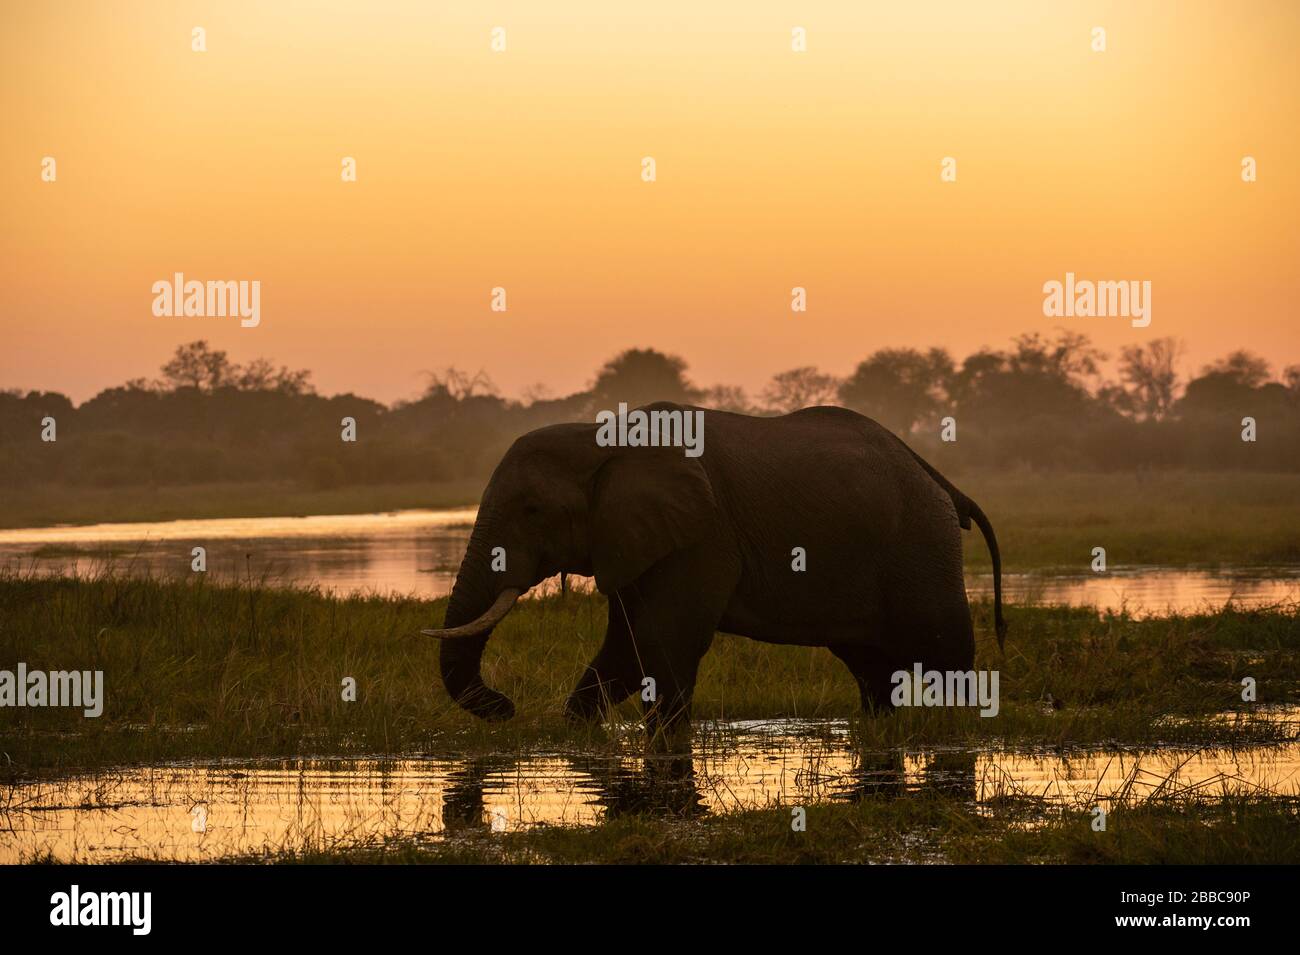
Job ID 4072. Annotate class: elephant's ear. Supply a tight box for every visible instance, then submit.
[587,449,717,594]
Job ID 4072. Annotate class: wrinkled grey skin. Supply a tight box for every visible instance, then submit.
[435,404,1005,742]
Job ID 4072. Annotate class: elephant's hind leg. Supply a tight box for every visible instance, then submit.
[828,643,901,714]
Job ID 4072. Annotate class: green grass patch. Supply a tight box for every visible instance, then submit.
[957,470,1300,570]
[2,571,1297,778]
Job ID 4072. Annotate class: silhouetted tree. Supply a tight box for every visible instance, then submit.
[422,367,498,401]
[940,333,1118,469]
[761,367,839,414]
[158,341,313,395]
[161,341,233,392]
[1202,351,1271,388]
[1177,351,1281,420]
[234,357,315,395]
[1008,331,1105,382]
[1116,337,1183,420]
[697,384,751,413]
[589,348,696,409]
[839,348,953,435]
[1173,351,1295,469]
[5,337,1300,493]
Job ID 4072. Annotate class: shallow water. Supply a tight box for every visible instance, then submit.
[0,509,478,599]
[969,567,1300,614]
[3,716,1297,863]
[2,508,1298,613]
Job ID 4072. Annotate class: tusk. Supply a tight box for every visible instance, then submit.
[421,588,522,640]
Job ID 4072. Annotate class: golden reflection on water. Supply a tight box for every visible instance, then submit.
[0,509,481,544]
[4,722,1297,863]
[2,508,1298,609]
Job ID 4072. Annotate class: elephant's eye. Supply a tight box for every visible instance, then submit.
[522,503,541,517]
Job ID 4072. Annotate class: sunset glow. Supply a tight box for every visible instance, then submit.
[3,0,1297,403]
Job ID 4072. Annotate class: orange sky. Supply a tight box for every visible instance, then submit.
[3,0,1298,404]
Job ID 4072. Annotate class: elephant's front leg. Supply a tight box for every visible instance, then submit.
[636,626,712,750]
[618,544,735,749]
[565,600,639,723]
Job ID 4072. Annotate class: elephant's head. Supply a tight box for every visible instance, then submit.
[421,414,716,721]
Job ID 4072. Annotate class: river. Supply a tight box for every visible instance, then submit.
[1,509,1297,613]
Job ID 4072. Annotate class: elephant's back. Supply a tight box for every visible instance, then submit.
[708,407,957,579]
[709,405,926,490]
[704,406,967,648]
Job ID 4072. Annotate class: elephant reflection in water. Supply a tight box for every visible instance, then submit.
[575,754,708,820]
[439,754,704,833]
[837,750,978,802]
[438,748,977,832]
[440,758,502,833]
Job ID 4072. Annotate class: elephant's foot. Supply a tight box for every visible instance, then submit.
[642,695,696,753]
[564,669,631,724]
[453,682,516,721]
[563,691,604,724]
[644,721,693,755]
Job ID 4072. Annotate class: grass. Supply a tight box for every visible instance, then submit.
[4,471,1299,572]
[5,570,1298,864]
[2,570,1297,779]
[956,470,1300,570]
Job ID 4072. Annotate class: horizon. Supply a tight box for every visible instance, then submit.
[7,330,1294,409]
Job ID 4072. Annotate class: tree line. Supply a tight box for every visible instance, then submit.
[3,332,1298,490]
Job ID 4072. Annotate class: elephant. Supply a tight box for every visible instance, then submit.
[422,403,1005,742]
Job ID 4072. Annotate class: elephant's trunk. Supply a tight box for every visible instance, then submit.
[432,510,518,721]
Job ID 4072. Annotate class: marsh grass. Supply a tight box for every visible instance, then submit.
[118,792,1297,865]
[2,569,1297,778]
[958,470,1300,570]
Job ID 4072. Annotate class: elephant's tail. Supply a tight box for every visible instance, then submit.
[901,446,1008,650]
[966,499,1007,651]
